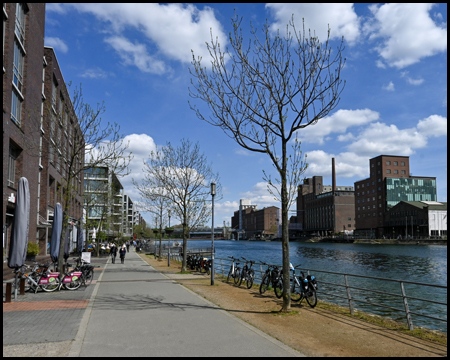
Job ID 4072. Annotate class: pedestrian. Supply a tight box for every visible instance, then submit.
[110,243,117,264]
[126,241,130,252]
[119,245,127,264]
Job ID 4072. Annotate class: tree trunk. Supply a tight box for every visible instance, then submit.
[281,138,291,312]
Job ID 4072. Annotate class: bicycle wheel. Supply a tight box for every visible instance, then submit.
[259,274,270,294]
[63,277,82,291]
[238,270,246,287]
[234,269,241,285]
[246,270,254,289]
[274,279,283,299]
[305,287,317,308]
[290,280,302,302]
[227,269,233,283]
[84,269,94,286]
[41,276,60,292]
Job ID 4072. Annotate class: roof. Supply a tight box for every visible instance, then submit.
[397,201,447,211]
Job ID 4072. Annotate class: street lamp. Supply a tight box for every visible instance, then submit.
[210,182,216,286]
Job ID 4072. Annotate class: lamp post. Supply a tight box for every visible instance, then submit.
[168,210,171,267]
[210,182,216,286]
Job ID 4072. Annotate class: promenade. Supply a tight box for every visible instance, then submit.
[3,249,301,357]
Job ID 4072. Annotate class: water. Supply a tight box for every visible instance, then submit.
[172,239,447,332]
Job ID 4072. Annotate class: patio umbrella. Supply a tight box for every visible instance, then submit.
[8,177,30,269]
[50,203,62,264]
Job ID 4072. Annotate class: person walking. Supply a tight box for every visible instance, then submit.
[126,241,130,252]
[119,245,127,264]
[110,244,117,264]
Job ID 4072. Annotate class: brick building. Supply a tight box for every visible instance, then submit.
[3,4,84,258]
[3,3,46,259]
[296,158,355,235]
[231,201,279,240]
[354,155,437,238]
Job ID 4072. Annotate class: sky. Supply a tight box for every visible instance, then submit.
[44,3,447,228]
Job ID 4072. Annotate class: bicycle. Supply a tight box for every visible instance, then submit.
[58,262,83,291]
[200,257,211,275]
[73,257,95,286]
[290,264,318,308]
[259,262,282,296]
[226,256,241,284]
[238,258,255,289]
[12,263,60,294]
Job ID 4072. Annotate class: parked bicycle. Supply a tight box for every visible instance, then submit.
[290,264,318,308]
[259,262,283,298]
[57,262,83,291]
[12,263,60,294]
[199,257,212,275]
[238,257,255,289]
[73,257,95,286]
[226,256,241,284]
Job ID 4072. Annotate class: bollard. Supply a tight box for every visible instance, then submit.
[5,283,12,303]
[19,278,25,295]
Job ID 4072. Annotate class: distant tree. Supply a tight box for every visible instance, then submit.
[133,139,220,271]
[189,15,345,311]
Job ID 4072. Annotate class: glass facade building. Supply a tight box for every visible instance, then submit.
[386,177,437,210]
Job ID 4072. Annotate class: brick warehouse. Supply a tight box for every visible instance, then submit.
[296,158,355,235]
[3,4,84,259]
[354,155,437,238]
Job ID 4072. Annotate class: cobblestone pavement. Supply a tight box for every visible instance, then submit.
[3,257,107,347]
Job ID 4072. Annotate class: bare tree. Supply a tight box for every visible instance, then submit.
[133,138,220,271]
[189,15,345,311]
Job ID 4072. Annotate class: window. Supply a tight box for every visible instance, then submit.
[13,41,24,92]
[394,170,398,174]
[386,161,391,165]
[401,170,406,175]
[14,3,26,46]
[393,161,398,166]
[401,161,405,166]
[8,145,21,188]
[11,90,22,125]
[386,169,391,174]
[52,78,58,109]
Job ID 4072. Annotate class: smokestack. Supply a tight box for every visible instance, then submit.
[332,157,336,193]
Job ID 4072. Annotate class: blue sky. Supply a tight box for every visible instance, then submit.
[44,3,447,227]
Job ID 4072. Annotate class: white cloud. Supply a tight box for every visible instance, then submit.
[80,68,108,79]
[266,3,361,45]
[347,122,428,156]
[400,71,424,86]
[49,4,227,73]
[417,115,447,137]
[240,182,280,209]
[44,36,68,53]
[105,36,168,74]
[382,81,395,91]
[295,109,380,144]
[366,3,447,68]
[304,150,368,179]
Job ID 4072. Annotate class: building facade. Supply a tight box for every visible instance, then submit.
[231,201,279,240]
[3,3,46,257]
[354,155,437,238]
[384,201,447,239]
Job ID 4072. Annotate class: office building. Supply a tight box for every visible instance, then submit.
[354,155,437,238]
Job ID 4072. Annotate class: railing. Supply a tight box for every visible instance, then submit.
[141,246,447,332]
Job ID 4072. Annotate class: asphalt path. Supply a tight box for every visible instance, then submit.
[69,249,303,357]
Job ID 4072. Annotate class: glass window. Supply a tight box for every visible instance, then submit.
[386,161,391,165]
[386,169,391,174]
[401,161,405,166]
[11,90,22,125]
[13,41,24,92]
[8,146,20,187]
[386,177,437,209]
[394,170,398,174]
[394,161,398,165]
[401,170,406,175]
[14,3,26,45]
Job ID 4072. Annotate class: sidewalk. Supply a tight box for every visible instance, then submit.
[69,249,302,357]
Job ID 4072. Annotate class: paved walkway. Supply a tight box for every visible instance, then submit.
[69,249,301,357]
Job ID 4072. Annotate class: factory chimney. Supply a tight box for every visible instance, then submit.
[332,157,336,194]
